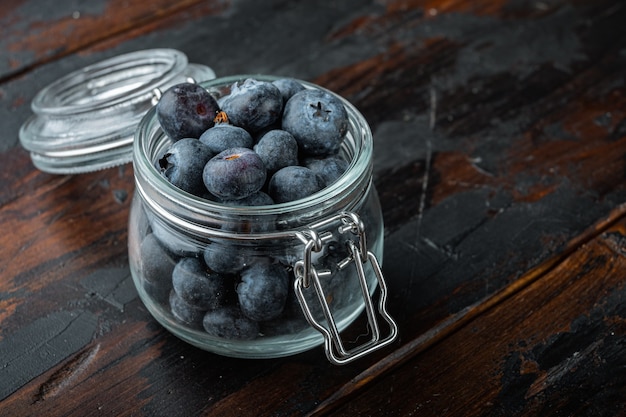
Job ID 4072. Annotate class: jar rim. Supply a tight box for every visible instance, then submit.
[133,75,374,229]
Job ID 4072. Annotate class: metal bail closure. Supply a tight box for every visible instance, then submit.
[293,211,398,365]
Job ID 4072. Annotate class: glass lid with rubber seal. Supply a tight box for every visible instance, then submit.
[19,48,216,174]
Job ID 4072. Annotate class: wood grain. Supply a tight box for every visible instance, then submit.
[1,0,626,415]
[0,0,228,80]
[326,218,626,416]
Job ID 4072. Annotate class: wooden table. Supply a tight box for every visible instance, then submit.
[2,1,625,415]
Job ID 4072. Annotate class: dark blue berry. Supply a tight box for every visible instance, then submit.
[199,123,254,154]
[169,290,206,328]
[221,191,274,207]
[218,79,282,133]
[268,165,323,203]
[140,233,176,285]
[156,82,220,141]
[203,242,251,274]
[253,130,299,173]
[272,78,305,104]
[139,233,176,303]
[303,155,349,187]
[217,196,277,233]
[237,261,289,321]
[158,138,213,196]
[147,212,198,257]
[172,257,230,310]
[202,306,260,340]
[202,147,267,200]
[282,89,348,156]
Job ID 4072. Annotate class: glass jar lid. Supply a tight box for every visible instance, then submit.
[19,49,216,174]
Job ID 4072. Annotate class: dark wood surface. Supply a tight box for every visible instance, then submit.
[1,1,626,416]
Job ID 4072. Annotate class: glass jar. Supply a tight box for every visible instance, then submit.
[19,49,215,174]
[128,75,397,364]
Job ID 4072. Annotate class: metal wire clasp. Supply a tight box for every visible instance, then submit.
[293,211,398,365]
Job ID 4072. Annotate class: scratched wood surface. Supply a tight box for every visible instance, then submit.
[328,217,626,416]
[1,0,625,416]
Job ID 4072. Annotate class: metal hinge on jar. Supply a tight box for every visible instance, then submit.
[293,211,398,365]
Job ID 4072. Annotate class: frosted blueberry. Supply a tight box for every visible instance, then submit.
[303,155,349,187]
[172,257,230,311]
[237,261,290,321]
[219,79,283,133]
[202,147,267,200]
[268,165,324,203]
[156,82,220,141]
[203,306,260,340]
[253,130,299,173]
[140,233,176,285]
[272,78,305,104]
[199,123,254,154]
[282,89,348,156]
[158,138,213,196]
[139,233,176,303]
[203,241,252,274]
[221,191,274,207]
[169,290,206,328]
[147,211,199,257]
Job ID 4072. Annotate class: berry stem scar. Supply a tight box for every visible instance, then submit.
[311,101,331,121]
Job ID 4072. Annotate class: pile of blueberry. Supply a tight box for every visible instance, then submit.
[155,78,350,204]
[139,78,357,340]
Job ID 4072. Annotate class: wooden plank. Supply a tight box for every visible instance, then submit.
[0,0,227,80]
[1,0,626,416]
[323,218,626,416]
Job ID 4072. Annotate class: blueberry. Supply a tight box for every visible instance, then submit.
[268,166,323,203]
[211,191,276,233]
[169,290,206,328]
[140,233,176,285]
[202,306,260,340]
[218,79,283,133]
[147,211,199,257]
[221,191,274,207]
[172,257,230,310]
[282,89,348,156]
[217,196,277,234]
[139,233,176,303]
[272,78,305,104]
[202,147,267,200]
[303,155,349,187]
[203,242,251,274]
[199,124,254,154]
[156,82,220,141]
[158,138,214,196]
[253,130,299,173]
[237,261,289,321]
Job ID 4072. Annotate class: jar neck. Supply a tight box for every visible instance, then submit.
[133,77,374,241]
